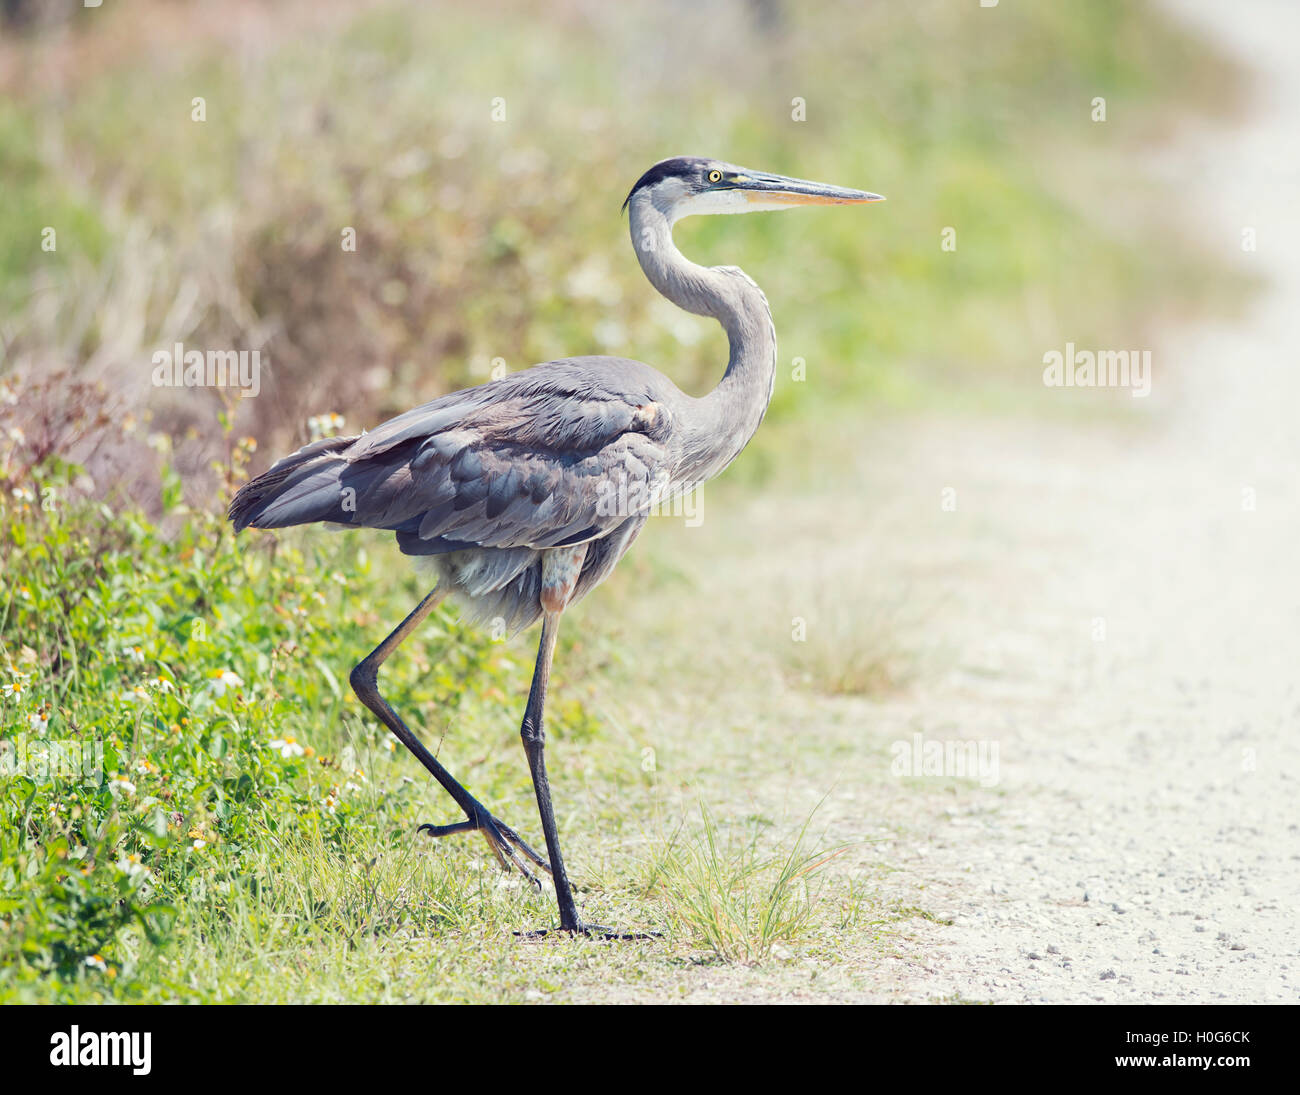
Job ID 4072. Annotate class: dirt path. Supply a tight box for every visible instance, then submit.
[563,1,1296,1004]
[865,0,1300,1003]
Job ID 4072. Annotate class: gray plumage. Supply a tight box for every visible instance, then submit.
[232,157,883,632]
[230,357,684,632]
[228,157,882,933]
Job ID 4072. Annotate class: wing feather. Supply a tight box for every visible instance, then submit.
[230,358,680,553]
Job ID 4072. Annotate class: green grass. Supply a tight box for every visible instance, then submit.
[0,466,543,1000]
[651,804,844,964]
[0,435,894,1001]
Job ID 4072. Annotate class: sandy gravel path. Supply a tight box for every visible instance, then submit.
[872,0,1299,1003]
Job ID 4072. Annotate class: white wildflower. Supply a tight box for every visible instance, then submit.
[107,776,136,798]
[209,669,243,697]
[307,412,346,441]
[269,735,306,758]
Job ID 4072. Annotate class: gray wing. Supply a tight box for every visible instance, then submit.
[229,358,678,555]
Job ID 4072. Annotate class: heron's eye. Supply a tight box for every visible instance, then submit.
[707,169,723,183]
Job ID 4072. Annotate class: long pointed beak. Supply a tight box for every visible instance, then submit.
[733,171,885,207]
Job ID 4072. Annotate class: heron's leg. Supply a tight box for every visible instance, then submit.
[519,606,582,928]
[518,544,611,934]
[349,588,549,881]
[517,605,652,941]
[514,550,660,941]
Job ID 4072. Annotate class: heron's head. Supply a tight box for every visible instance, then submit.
[622,156,884,222]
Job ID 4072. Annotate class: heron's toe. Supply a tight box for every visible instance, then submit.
[515,922,661,942]
[417,811,552,886]
[478,815,551,886]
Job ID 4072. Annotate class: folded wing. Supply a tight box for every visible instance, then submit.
[228,358,676,557]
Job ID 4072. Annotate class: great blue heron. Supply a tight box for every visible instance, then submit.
[229,156,883,935]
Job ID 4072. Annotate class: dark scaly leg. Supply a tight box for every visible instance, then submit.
[519,606,581,926]
[348,587,549,883]
[517,546,654,939]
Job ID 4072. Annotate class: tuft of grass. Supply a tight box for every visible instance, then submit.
[652,804,845,964]
[783,582,921,698]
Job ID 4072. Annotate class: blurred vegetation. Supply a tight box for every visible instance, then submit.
[0,0,1250,1000]
[0,0,1245,504]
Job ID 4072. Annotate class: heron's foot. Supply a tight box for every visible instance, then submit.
[515,922,661,942]
[418,811,551,887]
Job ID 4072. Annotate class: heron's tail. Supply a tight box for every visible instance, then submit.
[228,435,359,532]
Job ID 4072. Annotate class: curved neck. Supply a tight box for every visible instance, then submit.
[628,194,777,483]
